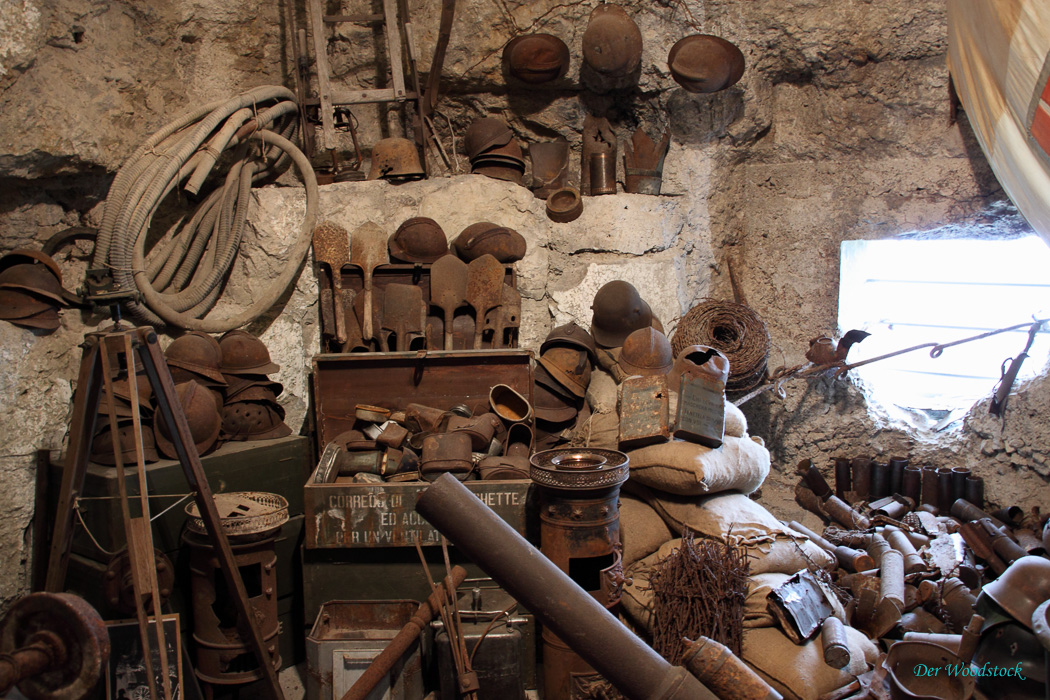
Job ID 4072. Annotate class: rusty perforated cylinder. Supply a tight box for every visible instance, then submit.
[884,529,926,574]
[850,457,871,501]
[902,466,922,505]
[788,521,871,572]
[879,549,906,611]
[824,496,870,530]
[681,636,782,700]
[834,457,851,500]
[415,474,718,700]
[902,633,962,654]
[964,477,984,509]
[340,566,468,700]
[921,466,938,507]
[820,618,851,669]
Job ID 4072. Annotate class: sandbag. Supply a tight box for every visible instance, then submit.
[745,573,790,628]
[586,368,618,414]
[620,494,674,567]
[627,435,770,496]
[621,556,656,632]
[575,407,619,449]
[742,626,879,700]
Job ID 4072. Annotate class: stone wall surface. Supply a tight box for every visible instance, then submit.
[1,0,1049,611]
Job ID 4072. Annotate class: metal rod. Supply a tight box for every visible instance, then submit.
[415,474,717,700]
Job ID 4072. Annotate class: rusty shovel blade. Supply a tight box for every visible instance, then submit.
[429,254,468,350]
[312,221,351,345]
[349,221,388,342]
[382,283,427,351]
[466,254,504,349]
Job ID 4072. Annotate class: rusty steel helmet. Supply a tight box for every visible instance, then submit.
[590,280,653,348]
[222,401,292,441]
[152,380,222,458]
[218,329,280,376]
[228,385,284,412]
[532,378,580,423]
[0,288,55,319]
[541,321,597,362]
[504,33,570,84]
[99,375,154,417]
[618,327,674,377]
[666,344,730,390]
[0,263,68,306]
[538,345,591,398]
[668,34,745,94]
[452,222,527,263]
[225,376,284,403]
[367,138,425,181]
[582,4,643,77]
[979,555,1050,630]
[91,420,160,466]
[464,118,514,160]
[389,217,448,263]
[973,621,1046,699]
[0,249,64,283]
[165,331,226,385]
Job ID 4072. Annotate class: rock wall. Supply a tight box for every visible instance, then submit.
[1,0,1049,610]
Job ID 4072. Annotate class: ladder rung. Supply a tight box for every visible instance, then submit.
[323,13,384,23]
[305,88,418,106]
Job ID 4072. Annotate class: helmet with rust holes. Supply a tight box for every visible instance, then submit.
[165,332,226,385]
[152,380,222,458]
[222,401,291,441]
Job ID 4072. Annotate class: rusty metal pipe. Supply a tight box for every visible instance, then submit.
[950,499,1006,529]
[820,618,850,669]
[339,565,468,700]
[834,457,851,500]
[681,636,782,700]
[0,638,58,696]
[823,495,870,530]
[416,473,717,700]
[880,549,906,610]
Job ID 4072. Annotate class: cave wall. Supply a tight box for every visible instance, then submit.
[1,0,1048,609]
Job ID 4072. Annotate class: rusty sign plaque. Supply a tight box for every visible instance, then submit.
[673,374,725,448]
[305,477,531,548]
[618,374,669,450]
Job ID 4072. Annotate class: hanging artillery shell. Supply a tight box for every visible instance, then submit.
[921,465,939,507]
[851,457,871,501]
[870,461,890,500]
[902,465,922,504]
[824,495,870,530]
[964,476,984,509]
[799,459,832,500]
[681,636,784,700]
[820,617,851,670]
[879,549,906,611]
[885,529,926,574]
[834,456,851,500]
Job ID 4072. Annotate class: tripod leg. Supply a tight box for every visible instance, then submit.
[134,328,285,700]
[44,338,103,592]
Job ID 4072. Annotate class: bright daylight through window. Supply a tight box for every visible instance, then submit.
[838,236,1050,427]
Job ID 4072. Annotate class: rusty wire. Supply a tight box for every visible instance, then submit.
[671,299,771,393]
[647,531,750,663]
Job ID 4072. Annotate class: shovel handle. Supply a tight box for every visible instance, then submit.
[362,280,373,341]
[443,310,454,350]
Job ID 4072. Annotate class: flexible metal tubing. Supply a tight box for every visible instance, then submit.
[97,88,316,330]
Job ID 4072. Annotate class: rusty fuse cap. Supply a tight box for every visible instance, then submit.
[618,327,674,377]
[219,329,280,376]
[452,222,527,263]
[504,33,570,84]
[668,34,745,94]
[388,217,448,263]
[545,186,583,223]
[367,138,425,181]
[590,280,654,348]
[582,4,643,77]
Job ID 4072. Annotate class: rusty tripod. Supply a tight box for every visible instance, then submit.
[43,326,286,700]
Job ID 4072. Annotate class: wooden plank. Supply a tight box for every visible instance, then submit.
[382,0,407,101]
[324,13,384,23]
[307,0,337,150]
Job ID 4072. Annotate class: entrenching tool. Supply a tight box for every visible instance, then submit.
[430,254,468,350]
[382,283,427,351]
[353,284,385,352]
[349,222,388,343]
[466,254,504,349]
[312,222,352,345]
[495,284,520,348]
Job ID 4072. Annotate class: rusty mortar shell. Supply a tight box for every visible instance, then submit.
[989,526,1027,564]
[902,465,922,505]
[1014,528,1047,556]
[993,505,1025,527]
[936,467,954,513]
[880,549,906,611]
[820,617,851,669]
[870,461,890,500]
[957,614,984,664]
[885,529,926,574]
[795,482,827,519]
[681,636,783,700]
[839,572,879,599]
[866,534,893,568]
[824,495,870,530]
[415,473,719,700]
[800,459,832,500]
[939,577,978,632]
[850,457,871,501]
[921,465,939,507]
[951,499,1007,530]
[834,531,875,549]
[902,632,962,655]
[950,467,970,504]
[788,520,870,571]
[834,457,851,500]
[963,476,984,509]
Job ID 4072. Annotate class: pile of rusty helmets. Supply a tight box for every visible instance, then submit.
[464,118,525,185]
[589,280,675,380]
[534,321,596,449]
[218,330,291,443]
[0,250,76,332]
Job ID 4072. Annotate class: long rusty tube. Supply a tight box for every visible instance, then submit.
[0,638,57,696]
[416,474,718,700]
[339,566,469,700]
[681,636,782,700]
